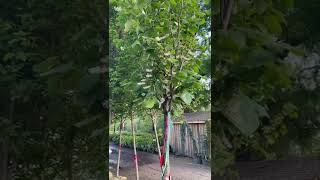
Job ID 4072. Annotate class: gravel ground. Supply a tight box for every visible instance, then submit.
[109,143,211,180]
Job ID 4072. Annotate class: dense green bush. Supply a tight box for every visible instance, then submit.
[110,132,163,153]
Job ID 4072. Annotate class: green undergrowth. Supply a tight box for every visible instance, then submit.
[110,132,164,153]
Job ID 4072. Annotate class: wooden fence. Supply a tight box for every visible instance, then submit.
[170,112,210,157]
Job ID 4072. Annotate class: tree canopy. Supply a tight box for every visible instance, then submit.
[213,0,320,177]
[0,0,107,179]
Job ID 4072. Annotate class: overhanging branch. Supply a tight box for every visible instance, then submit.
[221,0,233,31]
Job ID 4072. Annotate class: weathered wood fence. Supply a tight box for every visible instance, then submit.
[170,112,211,157]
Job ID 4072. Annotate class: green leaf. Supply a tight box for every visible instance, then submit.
[124,19,138,33]
[88,65,107,74]
[180,91,194,105]
[176,72,187,80]
[168,58,178,64]
[16,52,27,61]
[144,98,157,108]
[74,115,102,128]
[170,0,177,6]
[264,14,282,34]
[282,0,294,8]
[241,48,275,68]
[33,56,60,73]
[132,40,141,47]
[222,93,269,136]
[290,48,305,56]
[216,30,245,53]
[39,62,73,77]
[79,74,99,93]
[90,128,105,138]
[188,27,198,35]
[254,0,268,14]
[3,53,15,61]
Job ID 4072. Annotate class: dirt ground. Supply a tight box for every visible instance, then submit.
[109,143,211,180]
[234,157,320,180]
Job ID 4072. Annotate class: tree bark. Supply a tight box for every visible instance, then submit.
[66,129,74,180]
[0,143,8,180]
[162,111,171,180]
[221,0,234,31]
[130,111,139,180]
[0,98,14,180]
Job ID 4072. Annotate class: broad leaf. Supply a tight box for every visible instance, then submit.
[180,91,194,105]
[222,93,269,136]
[39,62,73,77]
[144,98,157,109]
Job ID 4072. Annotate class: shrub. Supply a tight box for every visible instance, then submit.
[109,132,163,153]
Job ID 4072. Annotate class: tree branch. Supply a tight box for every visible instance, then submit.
[222,0,233,31]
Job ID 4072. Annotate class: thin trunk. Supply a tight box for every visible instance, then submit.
[162,111,171,180]
[130,111,139,180]
[0,143,8,180]
[66,149,73,180]
[114,122,116,133]
[0,98,14,180]
[66,131,73,180]
[221,0,233,31]
[116,119,123,177]
[151,112,161,159]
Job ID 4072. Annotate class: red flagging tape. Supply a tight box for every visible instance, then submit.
[133,155,139,162]
[160,155,165,167]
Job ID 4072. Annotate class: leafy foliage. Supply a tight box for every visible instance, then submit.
[110,132,164,153]
[0,0,107,179]
[110,0,211,120]
[213,0,320,177]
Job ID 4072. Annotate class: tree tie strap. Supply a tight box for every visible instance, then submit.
[161,112,173,179]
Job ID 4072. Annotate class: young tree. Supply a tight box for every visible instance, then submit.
[111,0,210,179]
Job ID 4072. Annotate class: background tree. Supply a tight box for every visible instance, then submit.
[0,0,107,179]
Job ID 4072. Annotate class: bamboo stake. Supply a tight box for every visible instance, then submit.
[151,110,161,159]
[131,111,139,180]
[116,118,123,177]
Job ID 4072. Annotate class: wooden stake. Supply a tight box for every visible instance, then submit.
[131,111,139,180]
[116,118,123,177]
[151,110,161,159]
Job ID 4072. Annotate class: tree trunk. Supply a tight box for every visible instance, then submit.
[0,98,14,180]
[163,111,171,180]
[221,0,234,31]
[0,143,8,180]
[116,119,123,177]
[66,149,73,180]
[130,111,139,180]
[114,123,116,133]
[66,131,74,180]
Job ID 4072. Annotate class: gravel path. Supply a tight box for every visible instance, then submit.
[109,143,211,180]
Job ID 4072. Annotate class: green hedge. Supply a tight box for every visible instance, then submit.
[110,132,163,153]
